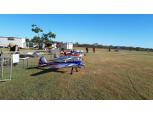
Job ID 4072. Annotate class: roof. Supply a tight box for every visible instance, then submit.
[0,36,24,39]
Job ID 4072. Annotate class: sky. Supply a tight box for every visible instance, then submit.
[0,14,153,48]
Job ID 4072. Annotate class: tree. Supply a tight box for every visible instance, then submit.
[42,32,56,44]
[42,33,50,44]
[74,42,79,47]
[46,32,56,43]
[31,36,41,43]
[47,32,56,39]
[93,43,98,46]
[31,24,56,49]
[31,24,43,35]
[31,25,43,49]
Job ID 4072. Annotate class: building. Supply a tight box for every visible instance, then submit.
[51,43,57,49]
[61,42,73,50]
[0,37,27,48]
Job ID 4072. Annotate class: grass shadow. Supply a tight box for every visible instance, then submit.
[31,68,66,77]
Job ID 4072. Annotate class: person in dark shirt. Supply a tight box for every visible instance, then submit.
[86,47,89,53]
[93,47,95,53]
[108,47,111,52]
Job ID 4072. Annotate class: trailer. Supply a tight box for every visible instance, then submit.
[61,42,73,50]
[0,37,27,48]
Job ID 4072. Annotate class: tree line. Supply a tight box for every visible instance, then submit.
[74,43,153,52]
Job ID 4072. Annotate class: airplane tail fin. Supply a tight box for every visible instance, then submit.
[39,56,48,65]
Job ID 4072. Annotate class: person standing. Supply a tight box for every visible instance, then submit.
[93,47,96,53]
[86,47,89,53]
[108,47,111,52]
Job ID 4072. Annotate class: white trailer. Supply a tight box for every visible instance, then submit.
[0,37,27,48]
[61,42,73,50]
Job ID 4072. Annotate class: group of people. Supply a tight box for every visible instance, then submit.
[86,47,96,53]
[8,43,19,52]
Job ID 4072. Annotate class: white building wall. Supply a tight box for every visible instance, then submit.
[51,43,57,49]
[0,37,26,48]
[61,42,73,50]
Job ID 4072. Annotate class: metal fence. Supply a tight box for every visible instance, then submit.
[0,53,13,81]
[0,50,54,81]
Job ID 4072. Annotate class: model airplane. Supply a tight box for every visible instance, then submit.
[20,51,40,58]
[60,50,85,57]
[38,56,85,74]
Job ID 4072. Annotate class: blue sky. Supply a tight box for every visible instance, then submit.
[0,14,153,48]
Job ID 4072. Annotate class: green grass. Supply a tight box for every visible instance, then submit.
[0,47,153,99]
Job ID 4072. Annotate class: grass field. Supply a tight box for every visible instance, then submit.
[0,47,153,99]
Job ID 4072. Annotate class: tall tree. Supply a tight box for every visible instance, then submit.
[31,24,56,49]
[31,24,43,35]
[47,32,56,39]
[31,25,43,49]
[31,36,41,43]
[42,32,56,44]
